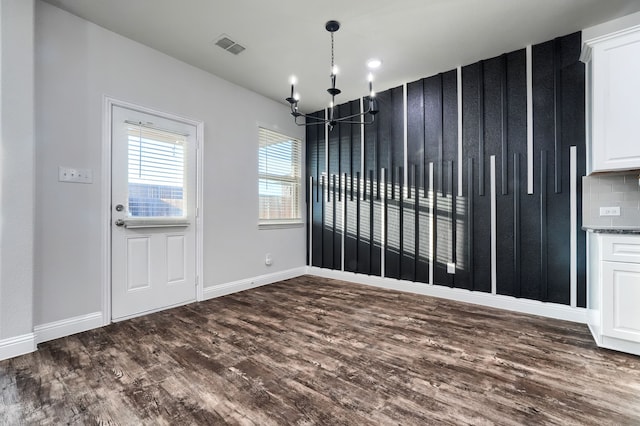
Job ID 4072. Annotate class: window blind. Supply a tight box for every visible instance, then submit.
[127,123,187,218]
[258,127,302,224]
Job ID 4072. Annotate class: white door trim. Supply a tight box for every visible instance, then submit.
[102,96,204,326]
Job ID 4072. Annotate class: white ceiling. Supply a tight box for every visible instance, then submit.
[43,0,640,113]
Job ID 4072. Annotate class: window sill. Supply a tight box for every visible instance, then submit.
[258,221,304,230]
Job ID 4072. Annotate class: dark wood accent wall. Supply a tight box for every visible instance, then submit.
[306,32,586,307]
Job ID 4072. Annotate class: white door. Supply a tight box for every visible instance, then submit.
[111,105,198,321]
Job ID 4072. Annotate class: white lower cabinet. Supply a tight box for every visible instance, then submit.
[602,261,640,342]
[588,233,640,356]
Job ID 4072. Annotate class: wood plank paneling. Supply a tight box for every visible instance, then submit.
[305,32,586,306]
[463,62,492,294]
[343,100,361,273]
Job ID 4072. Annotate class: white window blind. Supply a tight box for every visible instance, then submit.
[127,123,187,218]
[258,127,302,225]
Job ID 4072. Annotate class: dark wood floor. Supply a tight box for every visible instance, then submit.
[2,275,640,425]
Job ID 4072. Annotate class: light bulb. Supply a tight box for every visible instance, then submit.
[289,76,297,85]
[332,65,339,75]
[367,58,382,69]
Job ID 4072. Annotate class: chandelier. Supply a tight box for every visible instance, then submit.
[286,20,379,131]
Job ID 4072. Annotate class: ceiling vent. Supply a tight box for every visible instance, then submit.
[214,34,246,55]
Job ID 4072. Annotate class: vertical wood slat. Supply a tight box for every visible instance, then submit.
[457,66,463,198]
[490,156,497,295]
[513,153,521,297]
[381,168,386,278]
[501,54,509,196]
[526,45,534,195]
[413,165,420,280]
[356,171,361,270]
[321,175,326,267]
[439,73,445,197]
[342,172,347,272]
[332,174,337,267]
[369,169,375,275]
[399,166,404,279]
[540,151,548,301]
[429,162,435,285]
[570,146,577,307]
[449,161,456,270]
[309,176,313,266]
[350,173,354,201]
[432,164,439,283]
[468,159,474,291]
[554,38,562,194]
[478,61,485,197]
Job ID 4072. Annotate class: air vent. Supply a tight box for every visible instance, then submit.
[214,34,246,55]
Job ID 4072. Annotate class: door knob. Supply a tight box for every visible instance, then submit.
[115,219,125,227]
[115,204,124,212]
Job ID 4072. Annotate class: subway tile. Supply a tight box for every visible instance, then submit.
[612,181,637,193]
[595,192,624,203]
[613,212,640,228]
[624,191,640,201]
[585,213,613,228]
[620,199,640,209]
[624,174,640,186]
[591,184,613,195]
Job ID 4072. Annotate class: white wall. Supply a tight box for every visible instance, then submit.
[34,1,305,326]
[0,0,35,341]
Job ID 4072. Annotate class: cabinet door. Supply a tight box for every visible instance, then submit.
[602,261,640,342]
[591,29,640,172]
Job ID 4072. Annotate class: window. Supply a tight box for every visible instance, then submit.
[258,127,302,227]
[127,124,187,218]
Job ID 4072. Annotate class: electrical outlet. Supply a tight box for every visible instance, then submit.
[599,206,620,217]
[265,253,272,266]
[58,166,93,184]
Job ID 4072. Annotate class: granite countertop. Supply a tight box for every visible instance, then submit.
[582,227,640,234]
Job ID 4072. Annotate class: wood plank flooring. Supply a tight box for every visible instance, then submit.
[2,275,640,425]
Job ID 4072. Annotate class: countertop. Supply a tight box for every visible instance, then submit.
[582,227,640,234]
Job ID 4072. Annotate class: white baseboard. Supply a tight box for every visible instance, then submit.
[203,267,307,300]
[307,267,587,324]
[34,312,104,344]
[0,333,36,361]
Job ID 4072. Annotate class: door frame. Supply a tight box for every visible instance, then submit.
[101,96,204,325]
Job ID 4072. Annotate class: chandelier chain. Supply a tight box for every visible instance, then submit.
[331,32,335,70]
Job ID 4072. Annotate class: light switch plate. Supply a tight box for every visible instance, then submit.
[59,166,93,184]
[599,206,620,217]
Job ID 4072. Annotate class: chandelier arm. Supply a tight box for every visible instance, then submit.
[330,116,376,125]
[294,121,327,127]
[297,113,329,122]
[332,109,373,121]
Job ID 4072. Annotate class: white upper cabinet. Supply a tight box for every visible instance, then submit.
[583,25,640,173]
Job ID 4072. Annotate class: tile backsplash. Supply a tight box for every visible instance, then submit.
[583,172,640,229]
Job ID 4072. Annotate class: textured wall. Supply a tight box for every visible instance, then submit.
[0,0,35,341]
[35,1,306,326]
[307,32,586,307]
